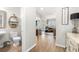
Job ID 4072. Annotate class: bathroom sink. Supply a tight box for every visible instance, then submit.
[0,29,7,35]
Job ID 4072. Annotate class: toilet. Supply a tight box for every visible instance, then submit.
[10,31,21,46]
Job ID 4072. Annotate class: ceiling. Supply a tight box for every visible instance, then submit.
[36,7,58,19]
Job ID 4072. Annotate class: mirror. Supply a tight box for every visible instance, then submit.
[9,14,18,28]
[0,10,6,28]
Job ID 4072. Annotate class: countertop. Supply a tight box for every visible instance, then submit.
[67,32,79,44]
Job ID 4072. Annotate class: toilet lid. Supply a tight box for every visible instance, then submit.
[13,37,21,40]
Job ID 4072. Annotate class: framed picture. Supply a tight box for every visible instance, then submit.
[62,7,69,25]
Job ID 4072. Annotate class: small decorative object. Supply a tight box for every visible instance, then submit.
[9,14,18,28]
[3,41,11,48]
[72,20,78,33]
[62,7,69,25]
[72,27,78,33]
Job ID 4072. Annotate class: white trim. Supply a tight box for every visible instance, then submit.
[26,44,36,52]
[56,43,65,48]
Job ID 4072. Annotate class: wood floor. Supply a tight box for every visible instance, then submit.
[30,32,65,52]
[0,44,21,52]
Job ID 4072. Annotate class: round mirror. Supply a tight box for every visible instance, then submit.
[9,14,18,28]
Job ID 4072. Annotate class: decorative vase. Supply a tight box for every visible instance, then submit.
[72,27,78,33]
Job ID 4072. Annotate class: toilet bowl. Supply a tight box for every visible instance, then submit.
[12,36,21,46]
[10,31,21,46]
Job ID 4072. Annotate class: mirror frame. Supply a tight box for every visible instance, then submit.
[9,14,18,28]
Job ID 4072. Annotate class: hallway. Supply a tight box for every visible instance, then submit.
[30,32,65,52]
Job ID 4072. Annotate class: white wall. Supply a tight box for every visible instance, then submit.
[5,7,21,35]
[56,7,74,47]
[21,7,36,51]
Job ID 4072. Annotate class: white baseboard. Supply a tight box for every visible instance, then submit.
[56,43,65,48]
[26,44,36,52]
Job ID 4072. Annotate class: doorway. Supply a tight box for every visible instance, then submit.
[30,7,64,52]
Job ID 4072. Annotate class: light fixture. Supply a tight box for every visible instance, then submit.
[40,8,44,11]
[71,13,79,19]
[70,13,79,33]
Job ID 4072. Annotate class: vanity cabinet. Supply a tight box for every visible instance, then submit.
[66,33,79,52]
